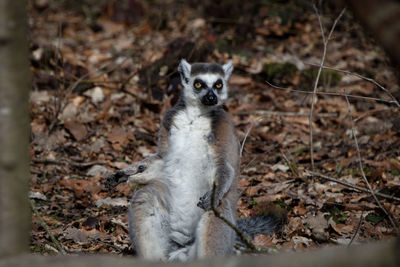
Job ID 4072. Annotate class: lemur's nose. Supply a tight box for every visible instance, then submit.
[202,90,218,106]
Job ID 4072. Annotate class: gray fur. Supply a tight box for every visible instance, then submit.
[190,62,225,76]
[178,59,191,85]
[128,178,172,260]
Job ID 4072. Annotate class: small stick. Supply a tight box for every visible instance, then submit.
[344,93,398,229]
[309,6,346,170]
[209,182,258,251]
[305,63,400,107]
[348,210,364,247]
[30,200,67,255]
[265,81,397,105]
[234,109,339,117]
[32,158,107,168]
[305,170,400,202]
[240,118,262,157]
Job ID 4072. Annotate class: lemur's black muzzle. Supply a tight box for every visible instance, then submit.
[202,90,218,106]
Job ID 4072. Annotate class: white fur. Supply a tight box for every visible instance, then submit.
[222,61,233,80]
[127,158,163,184]
[163,105,215,251]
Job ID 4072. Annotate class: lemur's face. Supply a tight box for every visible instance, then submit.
[114,155,163,185]
[178,60,233,107]
[105,155,163,189]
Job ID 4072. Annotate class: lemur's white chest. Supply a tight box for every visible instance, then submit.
[165,106,215,187]
[164,106,216,241]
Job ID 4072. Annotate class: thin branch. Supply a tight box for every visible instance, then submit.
[305,170,400,202]
[309,6,346,170]
[234,109,339,117]
[209,182,258,251]
[30,200,67,255]
[348,210,364,247]
[266,81,397,105]
[344,92,398,229]
[240,117,263,157]
[313,4,326,44]
[327,8,347,42]
[305,63,400,107]
[32,158,107,168]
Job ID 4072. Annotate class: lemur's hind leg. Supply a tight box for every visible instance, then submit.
[129,181,171,261]
[193,198,235,258]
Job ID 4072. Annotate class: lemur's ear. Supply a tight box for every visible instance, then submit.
[222,61,233,80]
[178,59,191,85]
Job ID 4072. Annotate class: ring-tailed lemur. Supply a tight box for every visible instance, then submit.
[106,60,284,261]
[157,60,240,260]
[105,154,163,189]
[106,155,170,261]
[106,155,283,260]
[107,60,281,261]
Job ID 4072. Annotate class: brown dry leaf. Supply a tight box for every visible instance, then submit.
[229,75,253,86]
[293,206,307,216]
[254,194,285,203]
[292,236,312,250]
[389,158,400,171]
[330,223,354,236]
[64,227,89,243]
[81,228,105,240]
[31,121,47,135]
[254,234,274,247]
[108,128,129,144]
[238,179,250,187]
[304,212,329,242]
[64,120,88,141]
[59,177,102,198]
[245,186,260,196]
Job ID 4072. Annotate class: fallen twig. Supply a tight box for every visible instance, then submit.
[30,200,67,255]
[309,6,346,170]
[238,179,295,190]
[240,118,262,157]
[305,170,400,202]
[348,210,364,247]
[266,81,396,105]
[343,92,398,229]
[234,109,338,117]
[32,158,107,168]
[305,63,400,107]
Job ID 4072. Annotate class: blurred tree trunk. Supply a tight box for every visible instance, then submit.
[0,0,31,258]
[348,0,400,68]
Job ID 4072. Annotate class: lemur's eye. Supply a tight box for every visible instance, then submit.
[215,83,223,89]
[194,82,202,88]
[137,165,146,173]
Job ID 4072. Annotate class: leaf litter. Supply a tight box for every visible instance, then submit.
[29,0,399,256]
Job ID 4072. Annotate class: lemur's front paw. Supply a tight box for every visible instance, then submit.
[197,191,221,211]
[197,191,211,211]
[104,170,128,190]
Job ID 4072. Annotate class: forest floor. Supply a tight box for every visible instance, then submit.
[28,0,400,256]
